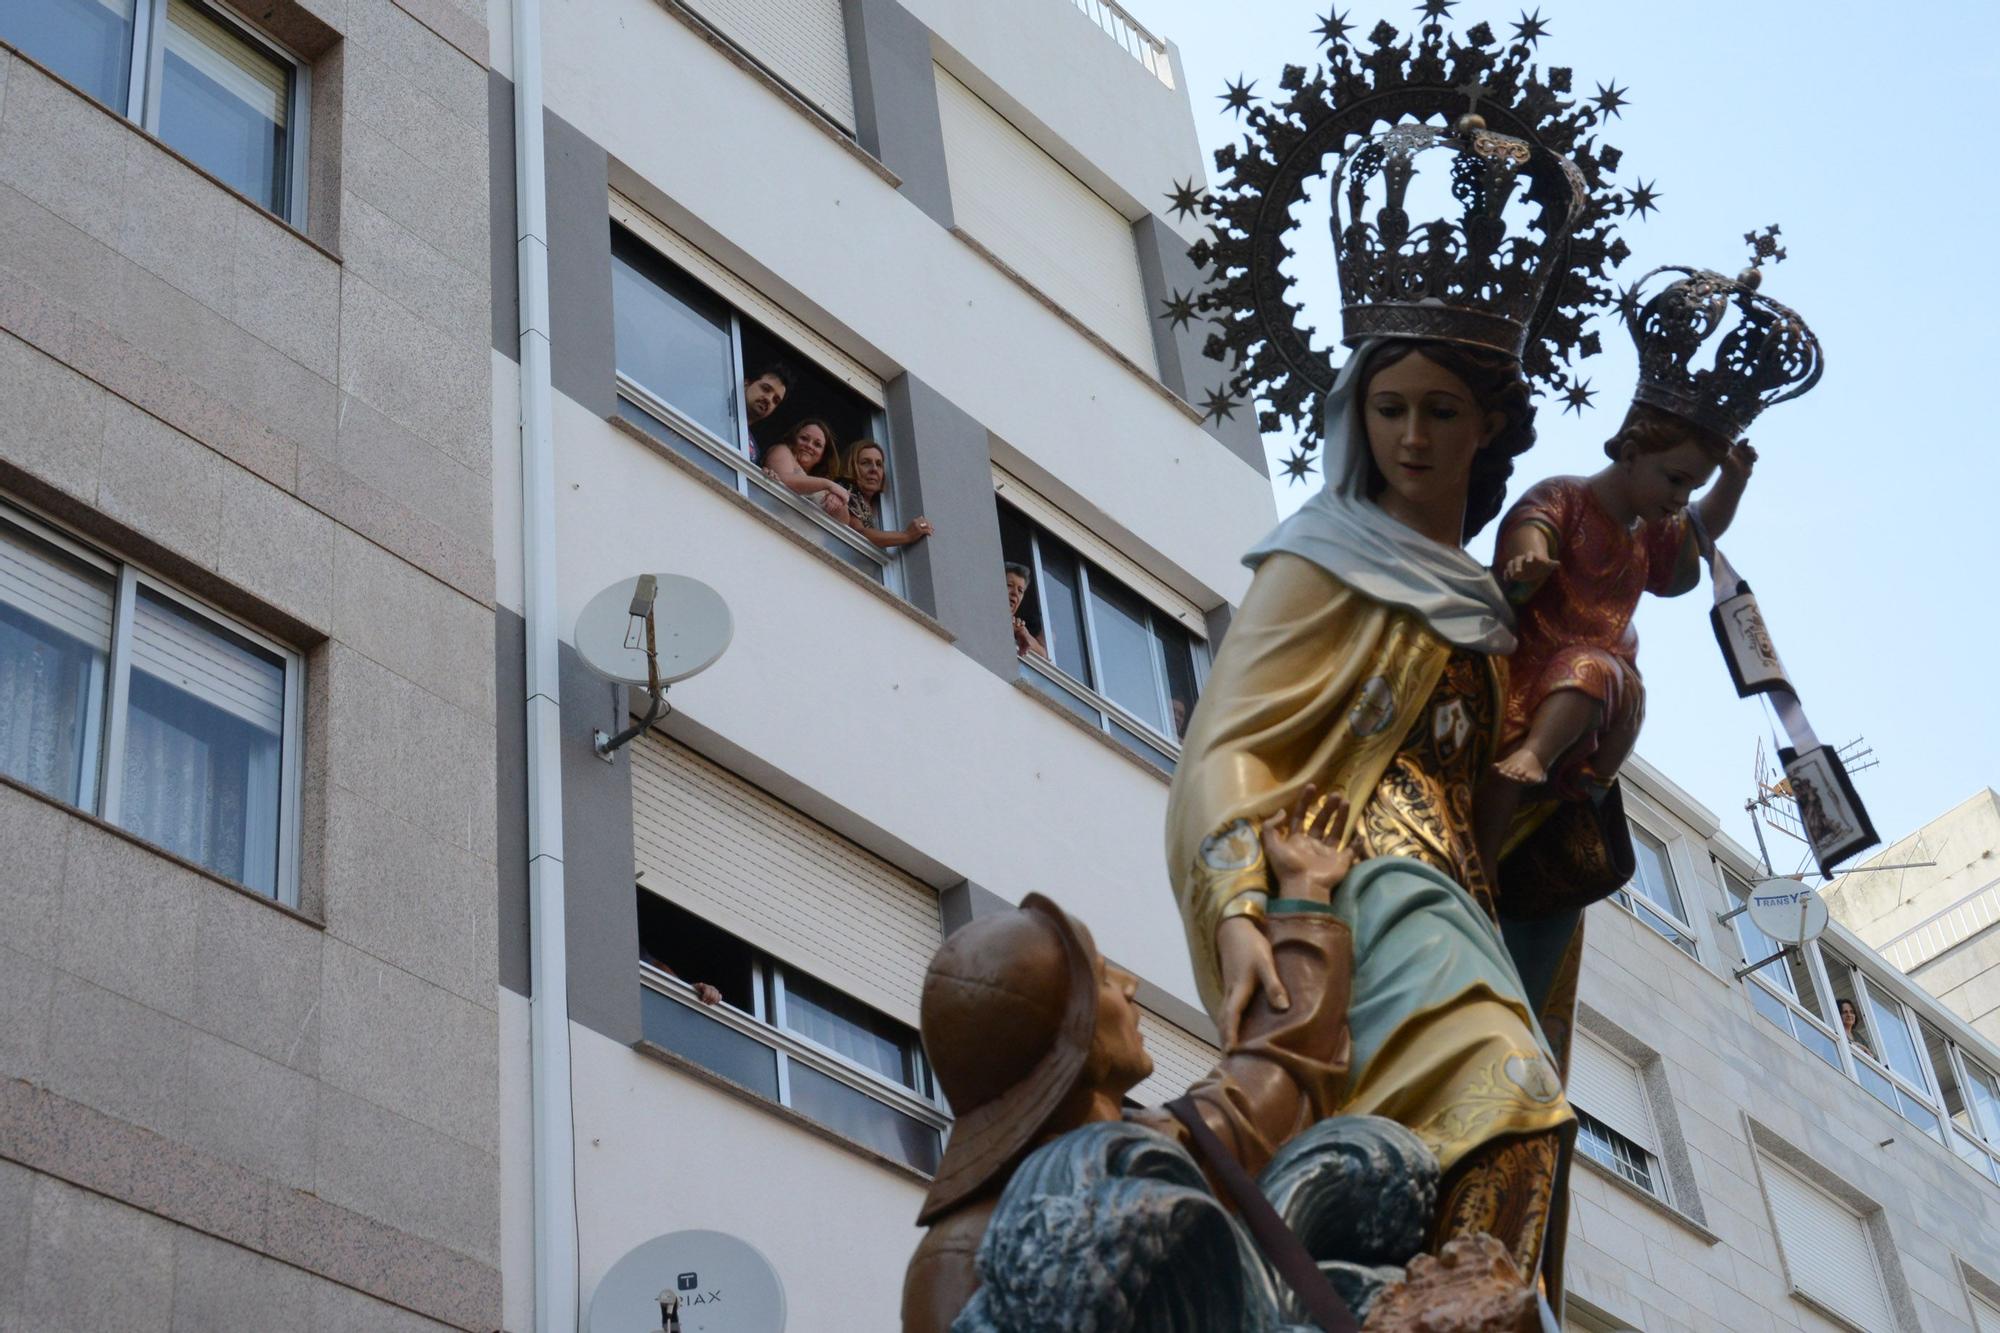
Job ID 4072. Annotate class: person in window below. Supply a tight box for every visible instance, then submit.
[1004,562,1046,659]
[1838,998,1872,1060]
[640,950,724,1007]
[762,418,851,521]
[841,440,934,550]
[744,363,793,430]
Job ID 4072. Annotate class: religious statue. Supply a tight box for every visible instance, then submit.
[1478,233,1824,859]
[898,10,1840,1331]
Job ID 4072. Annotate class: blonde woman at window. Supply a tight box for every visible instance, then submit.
[762,418,851,521]
[840,441,934,550]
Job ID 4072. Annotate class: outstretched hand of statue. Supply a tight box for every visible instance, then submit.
[1261,784,1356,905]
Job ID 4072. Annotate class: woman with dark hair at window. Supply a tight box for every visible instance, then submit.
[1838,998,1873,1060]
[761,417,851,521]
[840,440,934,550]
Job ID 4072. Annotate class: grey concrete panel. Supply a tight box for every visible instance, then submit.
[544,106,616,418]
[487,70,517,366]
[190,880,323,1076]
[170,1228,316,1333]
[1204,601,1234,652]
[842,0,953,227]
[311,1084,499,1266]
[884,373,1016,680]
[488,72,618,418]
[938,880,1012,937]
[20,1174,176,1333]
[1132,213,1266,476]
[558,640,642,1046]
[319,939,498,1155]
[494,608,531,998]
[491,606,643,1046]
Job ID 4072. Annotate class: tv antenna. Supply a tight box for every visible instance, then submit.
[574,574,733,758]
[1744,735,1878,877]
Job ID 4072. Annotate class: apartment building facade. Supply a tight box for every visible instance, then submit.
[1823,790,2000,1053]
[6,1,2000,1332]
[0,0,503,1329]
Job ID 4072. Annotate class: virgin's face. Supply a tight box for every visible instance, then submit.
[790,425,827,471]
[852,447,886,496]
[1361,353,1500,541]
[1622,439,1719,523]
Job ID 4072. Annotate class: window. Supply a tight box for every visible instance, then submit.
[1611,823,1697,956]
[1567,1032,1669,1203]
[1759,1153,1894,1332]
[1972,1288,2000,1333]
[1725,866,1843,1070]
[639,893,946,1174]
[677,0,854,132]
[1921,1018,2000,1185]
[1822,946,1948,1146]
[0,502,302,901]
[998,501,1207,772]
[0,0,307,222]
[609,221,905,590]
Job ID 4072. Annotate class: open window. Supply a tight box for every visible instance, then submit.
[1723,864,1842,1070]
[639,891,945,1174]
[998,498,1207,773]
[609,208,906,590]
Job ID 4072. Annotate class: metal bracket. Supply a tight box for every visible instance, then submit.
[1733,944,1793,982]
[594,578,665,760]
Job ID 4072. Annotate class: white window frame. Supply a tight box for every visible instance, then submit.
[1005,505,1210,773]
[1946,1047,2000,1185]
[609,229,905,597]
[640,958,950,1170]
[0,499,304,905]
[1611,818,1700,958]
[1573,1107,1668,1202]
[52,0,313,225]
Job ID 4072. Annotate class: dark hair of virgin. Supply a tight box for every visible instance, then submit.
[1357,340,1537,542]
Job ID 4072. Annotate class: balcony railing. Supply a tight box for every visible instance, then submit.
[1069,0,1176,88]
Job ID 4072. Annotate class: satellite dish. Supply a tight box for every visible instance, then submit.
[576,574,732,688]
[587,1229,786,1333]
[1745,878,1829,945]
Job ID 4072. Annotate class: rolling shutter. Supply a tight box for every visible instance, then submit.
[1760,1155,1893,1332]
[631,736,938,1026]
[1973,1292,2000,1333]
[1128,1007,1219,1109]
[1567,1033,1658,1154]
[935,67,1155,371]
[681,0,855,131]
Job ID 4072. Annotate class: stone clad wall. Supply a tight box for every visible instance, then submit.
[0,0,500,1325]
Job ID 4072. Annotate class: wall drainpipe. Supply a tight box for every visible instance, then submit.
[510,0,580,1325]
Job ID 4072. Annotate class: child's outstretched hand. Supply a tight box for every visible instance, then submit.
[1502,550,1559,586]
[1721,441,1758,484]
[1261,783,1357,904]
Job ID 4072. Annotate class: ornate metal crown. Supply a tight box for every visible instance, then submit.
[1333,116,1586,358]
[1164,6,1656,479]
[1622,226,1823,443]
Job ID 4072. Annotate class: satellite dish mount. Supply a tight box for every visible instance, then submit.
[575,573,734,759]
[595,575,665,758]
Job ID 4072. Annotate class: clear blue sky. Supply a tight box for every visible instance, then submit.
[1133,0,2000,868]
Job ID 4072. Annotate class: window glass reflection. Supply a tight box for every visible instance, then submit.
[0,0,136,109]
[121,587,285,894]
[0,521,113,808]
[159,0,290,212]
[612,230,740,446]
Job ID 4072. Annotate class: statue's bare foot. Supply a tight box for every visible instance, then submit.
[1361,1233,1538,1333]
[1492,749,1547,786]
